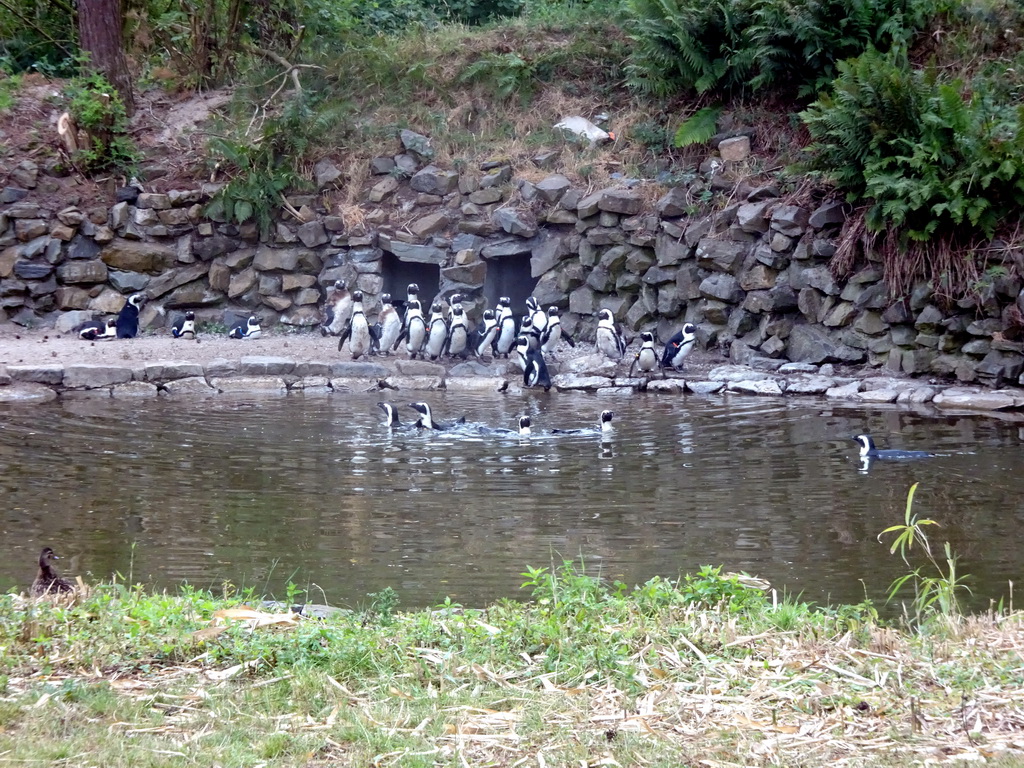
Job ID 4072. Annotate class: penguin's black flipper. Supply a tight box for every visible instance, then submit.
[393,327,409,351]
[628,354,639,377]
[369,323,382,355]
[337,324,352,353]
[563,333,577,348]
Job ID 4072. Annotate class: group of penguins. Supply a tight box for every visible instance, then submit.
[378,401,616,438]
[321,280,699,391]
[74,281,700,394]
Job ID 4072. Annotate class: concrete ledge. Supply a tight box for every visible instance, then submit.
[63,364,132,388]
[160,376,216,396]
[211,376,287,394]
[145,361,205,382]
[8,364,63,385]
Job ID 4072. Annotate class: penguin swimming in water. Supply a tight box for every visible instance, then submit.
[116,293,146,338]
[171,311,196,339]
[229,315,262,339]
[494,297,517,358]
[473,309,499,358]
[424,302,449,361]
[662,323,697,372]
[541,307,575,357]
[629,331,662,378]
[478,416,532,436]
[375,294,403,356]
[445,295,470,359]
[552,410,615,435]
[377,402,405,428]
[78,317,117,341]
[339,291,377,359]
[596,308,627,360]
[514,336,552,391]
[321,280,353,337]
[407,402,466,431]
[852,434,935,460]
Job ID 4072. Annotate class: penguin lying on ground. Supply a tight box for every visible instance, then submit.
[596,308,627,360]
[552,410,615,435]
[229,315,262,339]
[851,434,935,460]
[662,323,697,372]
[408,402,466,431]
[171,311,196,339]
[116,293,146,338]
[629,331,662,378]
[31,547,74,598]
[78,317,117,341]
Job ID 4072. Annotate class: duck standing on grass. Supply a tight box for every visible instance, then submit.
[31,547,74,597]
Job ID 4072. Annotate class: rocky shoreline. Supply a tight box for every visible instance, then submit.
[2,327,1023,416]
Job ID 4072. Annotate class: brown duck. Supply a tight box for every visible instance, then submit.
[31,547,74,597]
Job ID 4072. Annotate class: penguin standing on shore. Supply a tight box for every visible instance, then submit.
[375,294,402,356]
[424,302,449,361]
[339,291,377,359]
[662,323,697,372]
[229,315,262,339]
[171,311,196,340]
[515,336,552,391]
[321,280,353,337]
[473,309,499,359]
[116,293,145,339]
[494,297,517,358]
[78,317,117,341]
[629,332,661,378]
[541,306,574,357]
[596,308,627,360]
[445,298,470,359]
[526,297,548,348]
[402,283,421,331]
[397,299,426,357]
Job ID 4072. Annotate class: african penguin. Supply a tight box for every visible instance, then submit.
[516,336,552,391]
[339,291,376,359]
[551,410,615,435]
[520,313,541,351]
[541,307,575,356]
[596,308,627,360]
[78,317,117,341]
[473,309,499,358]
[662,323,697,372]
[321,280,353,337]
[478,415,532,436]
[629,331,661,377]
[852,434,935,460]
[377,402,403,428]
[526,297,548,345]
[229,315,262,339]
[494,300,517,358]
[424,302,449,361]
[398,299,427,358]
[402,283,421,331]
[407,402,465,431]
[171,311,196,339]
[445,301,470,359]
[116,293,145,338]
[376,294,403,356]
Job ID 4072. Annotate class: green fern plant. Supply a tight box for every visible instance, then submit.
[673,106,721,147]
[458,52,536,102]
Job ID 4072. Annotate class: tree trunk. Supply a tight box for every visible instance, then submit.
[78,0,135,116]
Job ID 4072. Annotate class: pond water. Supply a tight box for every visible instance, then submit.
[1,390,1022,613]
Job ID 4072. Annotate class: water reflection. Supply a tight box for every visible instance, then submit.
[0,391,1021,612]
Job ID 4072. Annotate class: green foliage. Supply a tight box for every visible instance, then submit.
[207,93,346,235]
[458,52,536,101]
[431,0,524,24]
[0,0,77,76]
[879,484,972,622]
[623,0,935,98]
[64,70,139,174]
[673,106,721,147]
[363,587,400,626]
[800,46,1024,245]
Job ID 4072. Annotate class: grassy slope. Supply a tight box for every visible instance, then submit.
[1,567,1023,766]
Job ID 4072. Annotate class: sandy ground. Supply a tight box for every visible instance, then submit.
[0,324,729,378]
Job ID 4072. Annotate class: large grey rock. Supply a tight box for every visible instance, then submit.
[495,208,538,238]
[297,221,329,248]
[253,246,300,272]
[598,189,642,215]
[727,378,784,396]
[13,261,53,279]
[108,269,150,293]
[809,201,848,229]
[797,266,840,295]
[536,174,571,203]
[147,262,209,299]
[696,239,746,273]
[699,274,743,303]
[100,240,174,273]
[387,241,447,264]
[784,375,835,394]
[770,205,809,236]
[400,129,434,160]
[64,364,133,388]
[0,383,57,403]
[786,325,841,364]
[211,376,288,394]
[314,159,343,189]
[410,165,458,196]
[932,387,1018,411]
[551,374,614,391]
[736,201,772,234]
[57,259,108,284]
[240,356,297,376]
[145,361,205,381]
[7,364,64,385]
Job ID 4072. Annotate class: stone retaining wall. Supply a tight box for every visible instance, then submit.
[3,136,1023,387]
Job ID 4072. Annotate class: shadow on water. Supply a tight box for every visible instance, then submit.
[1,391,1021,612]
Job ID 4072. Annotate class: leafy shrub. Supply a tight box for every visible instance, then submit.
[64,71,139,174]
[624,0,936,98]
[800,46,1024,245]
